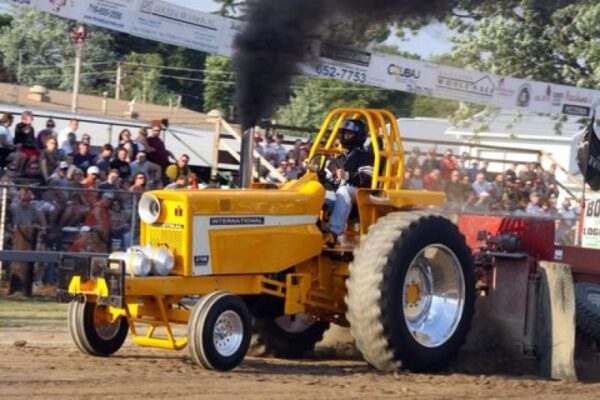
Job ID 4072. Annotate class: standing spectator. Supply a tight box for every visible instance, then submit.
[405,147,420,170]
[445,170,466,211]
[165,154,191,182]
[60,132,78,157]
[0,113,15,165]
[525,192,544,216]
[111,148,131,179]
[94,144,114,178]
[472,173,491,196]
[14,110,38,159]
[420,148,440,175]
[109,200,130,250]
[117,129,138,161]
[557,199,578,244]
[73,142,95,172]
[146,126,171,170]
[135,127,151,153]
[272,133,287,166]
[461,192,479,213]
[440,149,456,180]
[40,136,61,182]
[489,174,505,201]
[83,192,113,252]
[59,167,90,226]
[57,119,79,149]
[423,168,444,191]
[36,119,56,150]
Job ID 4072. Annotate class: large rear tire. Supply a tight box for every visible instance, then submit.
[575,283,600,340]
[252,315,330,358]
[67,300,129,357]
[345,212,475,372]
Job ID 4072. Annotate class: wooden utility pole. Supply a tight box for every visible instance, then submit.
[115,62,122,100]
[70,25,88,114]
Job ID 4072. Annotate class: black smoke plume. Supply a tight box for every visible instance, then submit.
[232,0,454,129]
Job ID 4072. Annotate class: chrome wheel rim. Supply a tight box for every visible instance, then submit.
[402,244,465,348]
[274,314,316,334]
[93,306,121,341]
[213,310,244,357]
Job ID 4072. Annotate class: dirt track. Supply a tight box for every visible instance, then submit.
[1,297,600,399]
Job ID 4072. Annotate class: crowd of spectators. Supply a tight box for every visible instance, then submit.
[0,114,585,287]
[401,146,580,244]
[0,111,203,286]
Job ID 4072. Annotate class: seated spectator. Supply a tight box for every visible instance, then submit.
[423,168,444,191]
[40,136,61,182]
[165,174,188,189]
[165,154,191,182]
[14,111,38,160]
[129,172,147,193]
[461,192,479,213]
[57,119,79,149]
[472,173,491,196]
[81,165,101,205]
[542,197,559,219]
[467,161,480,181]
[525,192,544,216]
[23,156,42,180]
[518,163,535,182]
[406,167,424,190]
[117,129,138,162]
[58,167,90,227]
[272,133,287,166]
[43,162,70,224]
[109,199,130,249]
[111,148,131,179]
[99,169,120,191]
[473,191,491,213]
[421,148,440,175]
[81,133,91,145]
[285,157,301,180]
[60,132,78,157]
[36,119,56,150]
[0,113,15,165]
[405,147,420,170]
[504,163,517,180]
[73,142,96,171]
[95,144,114,178]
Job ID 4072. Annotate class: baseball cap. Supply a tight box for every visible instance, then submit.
[59,161,69,169]
[87,166,100,175]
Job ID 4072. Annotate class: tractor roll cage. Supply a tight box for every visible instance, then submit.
[308,108,405,191]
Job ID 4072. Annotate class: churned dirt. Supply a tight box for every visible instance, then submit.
[1,295,600,400]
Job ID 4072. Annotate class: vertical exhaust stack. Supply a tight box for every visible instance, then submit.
[240,127,255,188]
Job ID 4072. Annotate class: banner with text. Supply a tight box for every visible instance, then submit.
[5,0,600,117]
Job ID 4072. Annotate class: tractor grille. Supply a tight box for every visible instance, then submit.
[146,225,185,274]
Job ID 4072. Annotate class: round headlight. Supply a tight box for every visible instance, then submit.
[138,194,161,224]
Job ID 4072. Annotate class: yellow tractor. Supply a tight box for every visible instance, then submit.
[58,108,476,372]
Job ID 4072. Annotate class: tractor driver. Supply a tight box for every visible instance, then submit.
[321,119,374,245]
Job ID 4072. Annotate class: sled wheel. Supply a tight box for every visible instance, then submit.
[346,211,476,372]
[188,291,251,371]
[68,300,129,357]
[575,283,600,340]
[252,314,330,358]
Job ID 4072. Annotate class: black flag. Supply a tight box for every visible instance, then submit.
[577,111,600,190]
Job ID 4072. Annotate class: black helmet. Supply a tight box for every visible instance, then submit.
[339,119,367,150]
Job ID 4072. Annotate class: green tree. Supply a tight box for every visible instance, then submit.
[447,1,600,88]
[121,52,174,104]
[203,55,234,115]
[0,8,115,94]
[276,77,414,130]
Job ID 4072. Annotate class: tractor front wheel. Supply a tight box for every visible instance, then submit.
[252,314,330,358]
[345,212,475,372]
[188,291,251,371]
[67,300,129,357]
